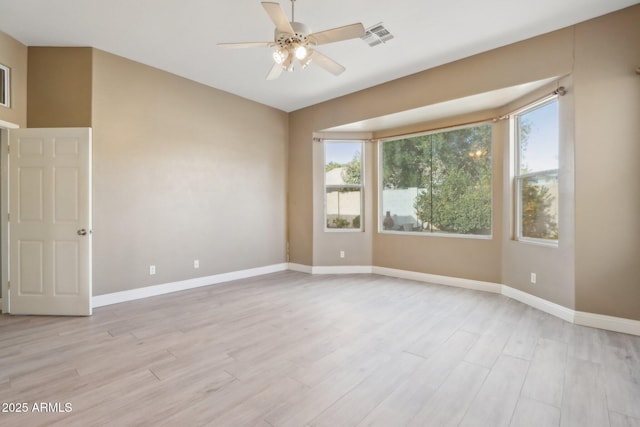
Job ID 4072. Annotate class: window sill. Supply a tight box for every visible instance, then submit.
[378,230,492,240]
[515,237,558,248]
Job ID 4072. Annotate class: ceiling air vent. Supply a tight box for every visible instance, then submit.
[361,23,394,47]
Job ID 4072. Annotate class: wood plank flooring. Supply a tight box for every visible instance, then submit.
[0,271,639,426]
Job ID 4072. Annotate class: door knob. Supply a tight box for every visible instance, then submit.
[77,229,87,236]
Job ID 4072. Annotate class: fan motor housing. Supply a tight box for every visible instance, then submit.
[275,21,311,47]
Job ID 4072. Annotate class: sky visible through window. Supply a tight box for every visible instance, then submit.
[520,100,559,173]
[325,142,361,165]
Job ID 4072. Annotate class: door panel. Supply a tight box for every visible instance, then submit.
[19,241,44,294]
[9,128,92,315]
[54,241,79,295]
[55,168,79,221]
[19,167,44,221]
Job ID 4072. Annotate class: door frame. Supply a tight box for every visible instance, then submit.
[0,119,18,314]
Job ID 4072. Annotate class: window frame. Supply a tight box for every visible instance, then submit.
[323,140,364,233]
[377,122,494,239]
[0,64,9,108]
[512,96,560,247]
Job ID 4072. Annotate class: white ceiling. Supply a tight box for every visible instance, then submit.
[0,0,637,112]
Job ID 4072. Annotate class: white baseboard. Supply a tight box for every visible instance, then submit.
[501,285,575,323]
[574,311,640,336]
[288,263,313,274]
[92,263,289,308]
[289,263,373,275]
[313,265,374,275]
[373,266,502,294]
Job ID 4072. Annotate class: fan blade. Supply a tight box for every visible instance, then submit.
[266,63,283,80]
[217,42,273,49]
[309,49,346,76]
[310,23,365,45]
[262,2,295,35]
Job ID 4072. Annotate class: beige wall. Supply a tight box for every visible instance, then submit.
[288,115,314,265]
[91,50,288,295]
[0,31,27,127]
[289,5,640,320]
[573,6,640,320]
[499,78,576,309]
[27,47,92,127]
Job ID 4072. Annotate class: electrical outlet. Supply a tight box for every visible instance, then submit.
[530,272,536,284]
[149,265,156,275]
[194,259,200,269]
[340,250,345,258]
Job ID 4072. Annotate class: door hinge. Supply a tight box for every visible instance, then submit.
[7,281,9,289]
[7,213,9,222]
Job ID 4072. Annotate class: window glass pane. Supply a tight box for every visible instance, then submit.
[519,173,559,240]
[381,124,492,236]
[381,136,430,232]
[326,188,361,229]
[430,125,492,235]
[325,142,361,185]
[324,141,363,231]
[515,97,559,243]
[518,100,559,174]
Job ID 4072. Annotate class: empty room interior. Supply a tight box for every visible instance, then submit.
[0,0,639,426]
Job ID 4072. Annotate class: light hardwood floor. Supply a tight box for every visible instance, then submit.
[0,271,639,426]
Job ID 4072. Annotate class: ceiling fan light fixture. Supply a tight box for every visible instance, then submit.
[294,44,308,60]
[273,47,288,64]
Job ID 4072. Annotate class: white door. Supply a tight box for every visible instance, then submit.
[9,128,92,315]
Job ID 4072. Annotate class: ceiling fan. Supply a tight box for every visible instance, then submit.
[218,0,365,80]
